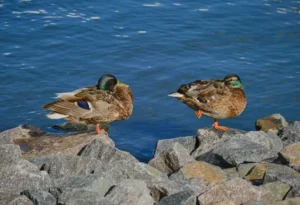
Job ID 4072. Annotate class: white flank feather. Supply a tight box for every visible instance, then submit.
[168,92,184,98]
[46,113,68,119]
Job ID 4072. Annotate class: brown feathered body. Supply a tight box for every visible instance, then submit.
[43,84,133,125]
[170,77,246,120]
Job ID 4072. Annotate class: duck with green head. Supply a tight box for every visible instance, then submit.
[168,74,246,131]
[43,74,133,136]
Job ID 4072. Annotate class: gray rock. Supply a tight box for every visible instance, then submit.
[263,163,300,198]
[198,178,271,204]
[0,160,52,194]
[272,197,300,205]
[22,190,56,205]
[0,193,33,205]
[157,190,196,205]
[212,139,278,166]
[237,163,257,178]
[41,155,101,179]
[94,160,167,181]
[149,142,194,174]
[262,182,291,201]
[154,136,196,157]
[279,121,300,146]
[79,138,138,163]
[0,134,13,145]
[50,174,114,201]
[104,180,154,205]
[223,167,239,180]
[192,128,246,159]
[58,189,105,205]
[255,113,288,134]
[243,200,265,205]
[0,144,22,164]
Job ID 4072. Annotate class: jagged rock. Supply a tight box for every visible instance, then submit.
[255,114,288,134]
[149,142,194,174]
[279,121,300,146]
[104,180,154,205]
[212,139,278,166]
[50,175,114,201]
[169,161,227,185]
[263,163,300,198]
[0,125,112,159]
[211,201,237,205]
[157,190,197,205]
[272,197,300,205]
[22,190,56,205]
[192,129,282,165]
[0,193,33,205]
[41,155,101,179]
[198,178,271,204]
[245,163,269,184]
[237,163,257,178]
[192,128,245,160]
[154,136,196,157]
[79,138,137,163]
[223,168,239,180]
[280,142,300,171]
[0,159,52,194]
[0,144,22,163]
[262,182,291,201]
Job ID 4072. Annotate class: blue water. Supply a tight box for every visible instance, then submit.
[1,0,300,161]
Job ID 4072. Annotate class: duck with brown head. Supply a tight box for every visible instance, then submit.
[168,74,246,131]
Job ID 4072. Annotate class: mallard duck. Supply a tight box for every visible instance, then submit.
[43,74,133,135]
[168,74,246,131]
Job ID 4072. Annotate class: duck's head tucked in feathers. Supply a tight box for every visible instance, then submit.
[224,74,243,89]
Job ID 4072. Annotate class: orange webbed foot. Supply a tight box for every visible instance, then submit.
[195,110,203,119]
[96,124,115,146]
[212,119,229,131]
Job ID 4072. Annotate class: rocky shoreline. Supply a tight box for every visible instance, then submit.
[0,114,300,205]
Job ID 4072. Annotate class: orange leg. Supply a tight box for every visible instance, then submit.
[96,124,108,135]
[195,110,203,119]
[212,119,229,131]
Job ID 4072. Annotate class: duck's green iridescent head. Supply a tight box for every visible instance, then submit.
[97,74,118,91]
[224,74,243,89]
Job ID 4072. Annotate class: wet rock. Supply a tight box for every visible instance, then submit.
[198,178,271,204]
[255,114,288,134]
[104,180,154,205]
[41,155,101,179]
[169,161,227,185]
[0,125,112,159]
[22,190,56,205]
[237,163,257,178]
[50,174,114,200]
[262,182,291,201]
[154,136,196,157]
[157,190,196,205]
[149,142,194,174]
[279,121,300,146]
[0,144,22,163]
[0,159,52,194]
[272,197,300,205]
[280,142,300,171]
[212,139,278,166]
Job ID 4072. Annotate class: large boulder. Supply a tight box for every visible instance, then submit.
[255,114,288,134]
[198,178,271,204]
[104,180,155,205]
[279,121,300,146]
[212,139,278,166]
[280,142,300,171]
[154,136,196,157]
[148,142,194,174]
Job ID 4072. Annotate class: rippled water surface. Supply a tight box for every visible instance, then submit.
[1,0,300,161]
